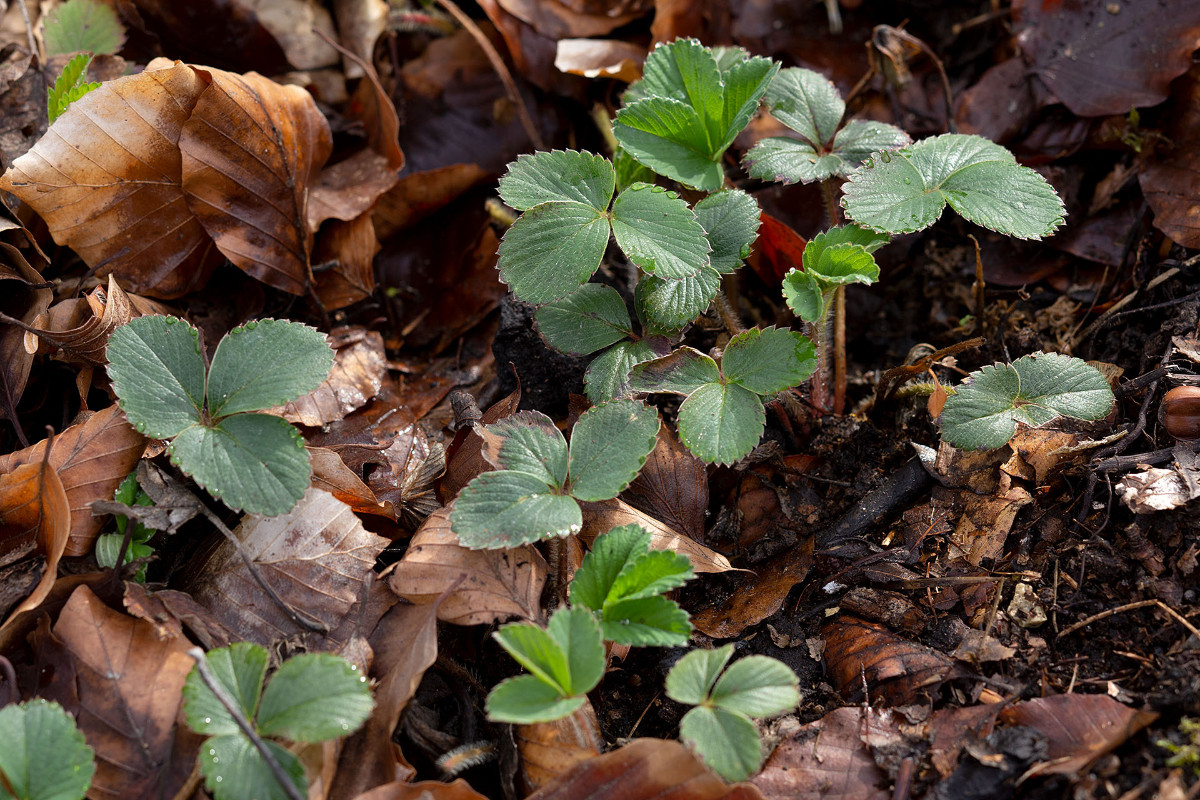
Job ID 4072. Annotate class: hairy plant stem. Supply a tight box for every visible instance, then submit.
[808,297,836,413]
[818,180,847,415]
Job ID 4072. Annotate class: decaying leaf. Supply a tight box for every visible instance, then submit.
[691,538,812,638]
[822,616,961,705]
[621,423,708,540]
[278,328,387,426]
[25,275,139,365]
[0,457,69,627]
[516,701,604,794]
[999,694,1157,777]
[753,708,892,800]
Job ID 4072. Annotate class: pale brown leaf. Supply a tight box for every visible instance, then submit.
[999,694,1158,777]
[753,709,891,800]
[309,446,396,519]
[279,328,386,426]
[0,242,52,420]
[580,497,734,574]
[621,424,708,540]
[554,38,644,82]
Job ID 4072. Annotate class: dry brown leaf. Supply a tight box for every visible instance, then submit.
[0,61,220,298]
[1140,67,1200,248]
[554,38,644,82]
[580,497,734,574]
[183,488,391,653]
[387,507,547,625]
[308,149,400,230]
[517,702,603,794]
[691,538,812,638]
[39,585,201,800]
[822,616,961,705]
[527,738,764,800]
[122,582,236,650]
[372,164,489,241]
[0,244,52,423]
[441,384,522,499]
[181,67,332,294]
[28,275,139,365]
[333,0,389,80]
[240,0,339,70]
[312,211,380,310]
[0,458,69,627]
[753,708,891,800]
[279,327,386,426]
[949,486,1032,567]
[331,600,443,800]
[494,0,646,39]
[999,694,1158,777]
[309,446,396,519]
[351,779,488,800]
[0,404,144,556]
[621,424,707,540]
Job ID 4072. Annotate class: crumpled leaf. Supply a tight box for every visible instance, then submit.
[28,276,138,366]
[999,694,1158,777]
[752,709,891,800]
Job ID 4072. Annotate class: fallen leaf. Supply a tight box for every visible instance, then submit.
[753,708,891,800]
[37,585,201,800]
[122,582,236,649]
[240,0,339,70]
[442,384,522,499]
[29,275,138,365]
[517,701,604,793]
[387,507,547,625]
[822,616,961,705]
[527,737,764,800]
[621,424,708,540]
[309,446,396,519]
[581,497,734,574]
[1140,67,1200,248]
[494,0,647,38]
[333,0,389,80]
[350,779,488,800]
[278,328,387,426]
[313,212,380,309]
[0,246,51,425]
[999,694,1158,777]
[554,38,645,82]
[0,457,69,626]
[691,538,812,638]
[747,212,806,287]
[308,149,401,231]
[372,163,489,241]
[949,486,1032,567]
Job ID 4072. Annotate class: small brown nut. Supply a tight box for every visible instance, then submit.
[1162,386,1200,441]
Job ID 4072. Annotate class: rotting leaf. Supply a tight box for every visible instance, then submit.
[822,616,961,705]
[752,708,891,800]
[999,694,1158,777]
[621,423,709,540]
[690,539,812,639]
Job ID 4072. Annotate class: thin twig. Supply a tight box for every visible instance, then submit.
[185,647,306,800]
[433,0,545,151]
[1057,599,1200,641]
[13,0,37,62]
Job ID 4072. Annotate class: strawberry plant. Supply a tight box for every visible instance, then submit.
[0,699,96,800]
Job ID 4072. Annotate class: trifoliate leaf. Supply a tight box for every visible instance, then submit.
[570,524,652,611]
[106,316,206,439]
[611,183,709,279]
[198,733,305,800]
[635,268,721,331]
[708,655,800,718]
[486,675,586,724]
[842,133,1066,239]
[451,471,582,549]
[206,319,333,418]
[476,411,568,488]
[494,622,572,693]
[47,53,99,124]
[693,189,761,274]
[600,595,692,646]
[255,654,373,742]
[567,399,660,502]
[721,327,817,396]
[665,645,734,706]
[0,700,95,800]
[678,706,762,782]
[496,202,611,304]
[168,413,310,516]
[498,150,615,211]
[536,284,634,356]
[939,353,1114,450]
[584,339,656,404]
[547,607,606,695]
[630,347,721,396]
[831,119,912,168]
[677,381,765,465]
[43,0,126,56]
[760,67,844,150]
[183,643,268,737]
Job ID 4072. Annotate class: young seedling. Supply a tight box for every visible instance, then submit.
[0,699,96,800]
[182,643,374,800]
[938,352,1114,450]
[665,645,800,782]
[449,399,660,549]
[630,327,816,465]
[106,315,334,516]
[47,53,100,124]
[486,525,695,724]
[94,470,156,581]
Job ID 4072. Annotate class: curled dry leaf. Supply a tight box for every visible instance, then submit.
[0,247,51,424]
[999,694,1158,777]
[580,497,734,574]
[822,616,962,705]
[278,327,387,426]
[27,275,138,365]
[182,488,391,653]
[387,507,547,625]
[621,423,708,540]
[753,708,891,800]
[0,404,144,556]
[442,383,522,499]
[309,446,396,519]
[527,738,764,800]
[517,701,604,794]
[554,38,644,82]
[312,212,381,310]
[690,538,812,639]
[0,458,69,629]
[36,585,202,800]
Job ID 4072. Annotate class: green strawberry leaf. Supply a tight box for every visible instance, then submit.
[496,202,611,304]
[611,183,710,280]
[676,381,765,465]
[256,654,373,742]
[831,119,912,169]
[722,327,817,396]
[450,470,582,549]
[629,347,721,396]
[613,98,725,191]
[206,319,333,418]
[198,733,305,800]
[494,621,572,693]
[600,595,692,647]
[744,137,839,184]
[608,547,694,602]
[536,284,634,356]
[665,645,734,706]
[841,133,1066,239]
[569,524,652,612]
[780,268,824,323]
[693,189,761,274]
[183,643,268,737]
[485,675,586,724]
[47,53,99,124]
[584,339,657,404]
[106,316,206,439]
[43,0,126,56]
[760,67,843,151]
[567,399,661,502]
[708,655,800,718]
[635,268,721,331]
[497,150,615,211]
[476,411,569,489]
[547,607,606,695]
[168,413,310,516]
[678,706,762,782]
[613,146,655,193]
[939,353,1114,450]
[0,700,95,800]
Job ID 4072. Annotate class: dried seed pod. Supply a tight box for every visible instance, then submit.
[1162,386,1200,441]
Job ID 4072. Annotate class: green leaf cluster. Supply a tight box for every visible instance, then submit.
[780,224,889,324]
[43,0,126,57]
[938,352,1114,450]
[841,133,1067,239]
[665,645,800,782]
[450,400,661,549]
[614,39,778,191]
[95,470,155,581]
[631,328,816,464]
[486,525,696,724]
[47,53,100,124]
[106,315,334,516]
[183,643,374,800]
[743,67,910,184]
[0,699,95,800]
[570,524,693,646]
